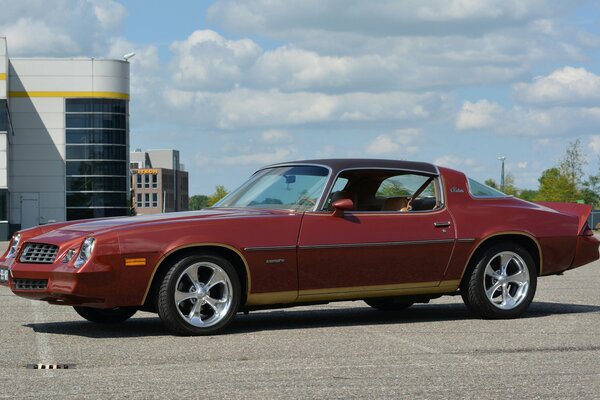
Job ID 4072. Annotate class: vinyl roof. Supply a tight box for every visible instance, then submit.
[267,159,439,175]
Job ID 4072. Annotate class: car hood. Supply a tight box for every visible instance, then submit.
[28,208,295,243]
[65,208,293,232]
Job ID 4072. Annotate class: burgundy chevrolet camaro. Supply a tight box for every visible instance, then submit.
[1,159,598,335]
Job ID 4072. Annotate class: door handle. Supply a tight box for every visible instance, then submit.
[434,221,451,228]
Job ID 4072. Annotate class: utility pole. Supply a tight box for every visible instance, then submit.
[498,156,506,192]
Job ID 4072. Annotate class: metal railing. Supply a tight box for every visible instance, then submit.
[588,210,600,230]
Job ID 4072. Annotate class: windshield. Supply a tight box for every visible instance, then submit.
[214,165,329,211]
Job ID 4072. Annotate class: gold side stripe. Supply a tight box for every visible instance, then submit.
[245,279,462,305]
[8,91,129,100]
[125,258,146,267]
[0,73,6,80]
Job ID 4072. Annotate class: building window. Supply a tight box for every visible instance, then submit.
[0,100,8,132]
[144,193,150,208]
[136,174,142,188]
[152,193,158,208]
[65,99,129,220]
[144,174,150,188]
[0,189,7,221]
[137,193,142,208]
[67,177,126,191]
[152,174,158,188]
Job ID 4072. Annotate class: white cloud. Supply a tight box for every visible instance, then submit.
[455,66,600,139]
[456,95,600,137]
[455,100,504,131]
[219,148,293,166]
[208,0,568,38]
[513,67,600,106]
[169,30,261,91]
[0,0,126,56]
[163,29,582,94]
[91,0,127,31]
[434,155,478,169]
[516,161,529,169]
[366,129,420,156]
[161,88,450,130]
[261,130,293,143]
[195,147,296,167]
[588,136,600,155]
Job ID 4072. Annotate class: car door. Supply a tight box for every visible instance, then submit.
[296,171,456,299]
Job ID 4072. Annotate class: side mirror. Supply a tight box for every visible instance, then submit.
[332,198,354,217]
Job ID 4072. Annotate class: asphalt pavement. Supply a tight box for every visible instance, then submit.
[0,243,599,399]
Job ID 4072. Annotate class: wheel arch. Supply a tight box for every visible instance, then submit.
[141,243,250,311]
[460,232,542,288]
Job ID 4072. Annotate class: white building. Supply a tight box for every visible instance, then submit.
[0,37,130,239]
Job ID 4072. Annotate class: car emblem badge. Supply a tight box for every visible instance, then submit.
[450,187,464,193]
[266,259,286,264]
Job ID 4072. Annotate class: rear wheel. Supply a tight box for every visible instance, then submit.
[73,306,137,324]
[461,243,537,319]
[364,297,414,311]
[157,254,241,335]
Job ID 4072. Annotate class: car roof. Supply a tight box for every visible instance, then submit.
[266,158,439,176]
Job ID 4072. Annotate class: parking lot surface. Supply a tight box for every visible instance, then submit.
[0,252,598,399]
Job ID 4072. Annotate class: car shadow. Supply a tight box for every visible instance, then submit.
[23,301,600,338]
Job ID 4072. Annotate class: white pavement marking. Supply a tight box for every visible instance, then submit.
[31,300,53,366]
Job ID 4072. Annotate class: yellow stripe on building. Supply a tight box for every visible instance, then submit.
[0,73,6,80]
[8,91,129,100]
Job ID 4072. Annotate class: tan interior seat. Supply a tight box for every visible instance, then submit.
[382,196,410,211]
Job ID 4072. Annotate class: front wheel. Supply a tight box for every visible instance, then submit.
[461,243,537,319]
[73,306,137,324]
[157,253,241,335]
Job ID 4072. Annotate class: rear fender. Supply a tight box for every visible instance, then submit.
[537,202,600,269]
[536,202,592,234]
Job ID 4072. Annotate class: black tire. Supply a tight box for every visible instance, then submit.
[73,306,137,324]
[157,253,241,336]
[461,242,537,319]
[364,297,414,311]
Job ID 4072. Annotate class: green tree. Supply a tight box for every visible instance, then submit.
[189,194,209,210]
[485,174,518,196]
[517,189,539,202]
[484,179,498,189]
[559,138,586,188]
[535,168,579,202]
[207,185,229,206]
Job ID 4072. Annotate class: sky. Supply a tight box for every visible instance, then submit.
[1,0,600,195]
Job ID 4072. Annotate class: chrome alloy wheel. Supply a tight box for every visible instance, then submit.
[483,251,530,310]
[174,261,233,328]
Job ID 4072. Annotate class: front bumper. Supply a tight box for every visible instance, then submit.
[0,259,117,307]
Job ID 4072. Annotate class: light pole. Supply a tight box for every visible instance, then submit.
[498,156,506,192]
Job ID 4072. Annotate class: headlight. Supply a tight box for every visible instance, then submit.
[74,237,95,269]
[6,234,21,259]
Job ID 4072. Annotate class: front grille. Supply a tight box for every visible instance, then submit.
[19,243,59,264]
[13,279,48,290]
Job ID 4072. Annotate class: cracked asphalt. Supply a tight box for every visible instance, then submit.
[0,246,598,399]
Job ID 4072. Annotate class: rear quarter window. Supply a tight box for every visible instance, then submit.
[467,178,508,198]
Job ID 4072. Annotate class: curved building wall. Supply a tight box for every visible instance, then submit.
[6,56,130,231]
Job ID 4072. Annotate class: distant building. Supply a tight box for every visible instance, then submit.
[0,37,130,239]
[130,149,188,215]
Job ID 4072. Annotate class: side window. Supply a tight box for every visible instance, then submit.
[377,174,437,212]
[322,170,439,213]
[468,178,507,198]
[377,175,435,199]
[324,177,349,210]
